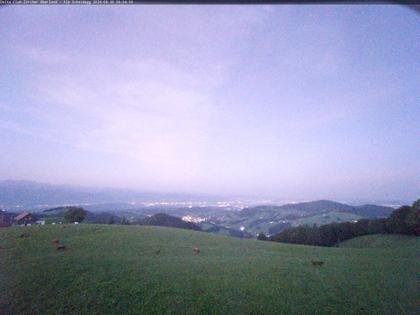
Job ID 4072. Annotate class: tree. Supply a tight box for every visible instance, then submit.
[353,219,370,237]
[387,206,411,234]
[405,200,420,235]
[140,213,201,230]
[64,207,86,223]
[367,218,387,234]
[257,233,267,241]
[108,216,115,225]
[413,199,420,210]
[120,216,130,225]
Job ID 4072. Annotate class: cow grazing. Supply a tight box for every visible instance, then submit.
[51,239,60,244]
[311,260,324,266]
[192,247,201,254]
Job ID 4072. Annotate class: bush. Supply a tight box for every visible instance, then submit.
[257,233,268,241]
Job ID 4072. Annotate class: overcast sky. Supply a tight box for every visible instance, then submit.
[0,5,418,201]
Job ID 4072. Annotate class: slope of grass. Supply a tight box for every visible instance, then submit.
[1,225,419,314]
[338,234,419,249]
[218,209,363,236]
[292,211,360,226]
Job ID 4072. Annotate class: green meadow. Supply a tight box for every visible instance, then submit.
[338,233,420,249]
[1,225,419,314]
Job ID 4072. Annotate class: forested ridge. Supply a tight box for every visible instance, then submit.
[268,199,420,246]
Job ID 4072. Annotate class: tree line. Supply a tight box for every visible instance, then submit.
[63,209,201,231]
[262,199,419,247]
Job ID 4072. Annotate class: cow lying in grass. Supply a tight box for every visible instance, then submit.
[192,247,201,254]
[51,239,66,250]
[57,244,66,251]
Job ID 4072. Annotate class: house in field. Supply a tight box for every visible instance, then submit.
[14,212,35,226]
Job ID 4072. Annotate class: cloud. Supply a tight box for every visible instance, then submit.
[1,7,270,188]
[0,6,418,199]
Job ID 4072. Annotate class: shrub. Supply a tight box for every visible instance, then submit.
[257,233,268,241]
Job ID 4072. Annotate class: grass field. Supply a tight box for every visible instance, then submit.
[1,225,419,314]
[292,211,361,227]
[216,208,364,236]
[338,233,420,249]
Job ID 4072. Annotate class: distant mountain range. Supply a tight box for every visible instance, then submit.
[211,200,397,237]
[0,180,408,238]
[1,182,408,239]
[0,180,220,209]
[241,200,395,219]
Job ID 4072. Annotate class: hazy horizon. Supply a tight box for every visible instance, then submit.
[0,5,419,201]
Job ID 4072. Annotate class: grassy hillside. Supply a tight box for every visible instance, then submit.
[211,199,395,236]
[293,211,360,226]
[212,208,363,237]
[339,234,419,249]
[1,225,419,314]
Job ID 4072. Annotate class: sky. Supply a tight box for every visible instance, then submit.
[0,5,419,201]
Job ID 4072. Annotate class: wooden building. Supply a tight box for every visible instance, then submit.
[14,212,35,226]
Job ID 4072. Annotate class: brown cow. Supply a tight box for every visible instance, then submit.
[192,247,201,254]
[57,244,66,251]
[51,239,60,244]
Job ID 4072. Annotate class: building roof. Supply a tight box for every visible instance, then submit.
[14,212,31,221]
